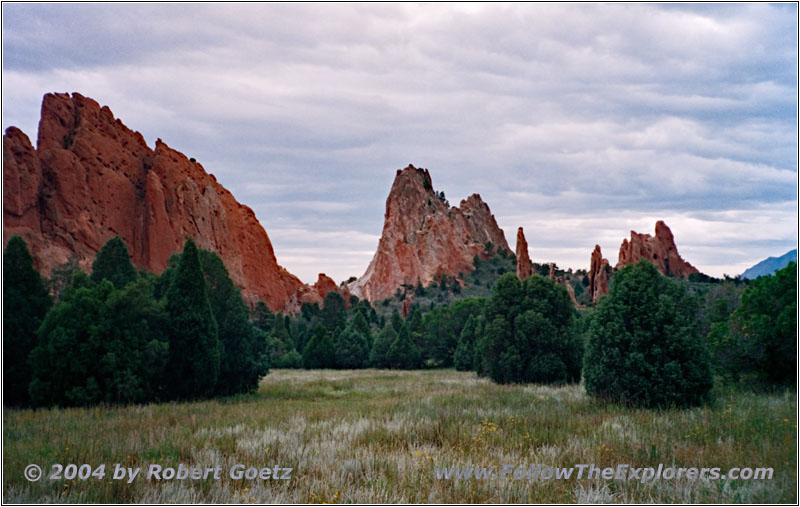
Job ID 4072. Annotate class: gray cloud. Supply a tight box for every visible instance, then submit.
[2,3,796,282]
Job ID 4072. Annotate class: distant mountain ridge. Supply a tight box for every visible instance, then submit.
[741,249,797,279]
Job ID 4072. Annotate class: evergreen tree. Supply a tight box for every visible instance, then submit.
[387,325,422,369]
[302,324,336,369]
[453,314,477,371]
[267,313,298,367]
[321,291,346,332]
[29,275,169,406]
[370,324,397,367]
[300,302,319,322]
[198,250,267,395]
[164,238,220,399]
[471,315,488,374]
[584,261,713,408]
[390,309,404,333]
[91,236,137,288]
[349,311,373,349]
[294,320,309,353]
[3,236,53,406]
[88,278,169,403]
[252,301,275,334]
[708,262,796,385]
[335,327,369,368]
[479,273,582,385]
[29,277,112,406]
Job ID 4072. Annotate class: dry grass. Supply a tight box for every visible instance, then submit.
[3,369,796,503]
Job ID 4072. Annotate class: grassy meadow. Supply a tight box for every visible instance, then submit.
[3,369,796,503]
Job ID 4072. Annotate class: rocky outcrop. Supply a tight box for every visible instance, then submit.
[589,245,610,302]
[546,262,580,308]
[349,164,509,302]
[515,227,532,280]
[617,220,699,278]
[284,273,340,314]
[3,92,329,312]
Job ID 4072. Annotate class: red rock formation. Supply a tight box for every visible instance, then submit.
[349,165,509,301]
[562,278,579,308]
[515,227,531,280]
[544,262,580,308]
[3,92,327,312]
[402,298,412,318]
[312,273,337,300]
[284,273,340,314]
[616,221,699,278]
[589,245,610,302]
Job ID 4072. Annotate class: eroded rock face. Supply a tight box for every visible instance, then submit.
[284,273,340,314]
[589,244,610,302]
[349,164,509,302]
[515,227,532,280]
[3,92,326,312]
[616,220,698,278]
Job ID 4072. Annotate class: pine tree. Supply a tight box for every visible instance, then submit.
[164,238,220,399]
[349,311,373,349]
[91,236,137,288]
[321,291,346,332]
[387,325,422,369]
[478,273,582,385]
[252,301,275,334]
[90,278,169,404]
[30,275,169,407]
[584,261,713,408]
[453,314,476,371]
[335,327,369,368]
[3,236,53,406]
[390,309,404,333]
[198,250,267,395]
[370,325,397,368]
[302,324,336,369]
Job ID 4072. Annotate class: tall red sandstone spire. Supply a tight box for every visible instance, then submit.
[349,165,509,301]
[589,244,610,302]
[515,227,532,280]
[3,92,331,312]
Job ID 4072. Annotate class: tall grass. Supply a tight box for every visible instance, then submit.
[3,369,796,503]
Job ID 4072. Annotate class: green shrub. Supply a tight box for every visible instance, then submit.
[478,273,582,385]
[584,261,713,408]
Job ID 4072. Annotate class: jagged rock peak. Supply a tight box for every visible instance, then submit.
[617,220,699,278]
[349,164,509,302]
[589,244,610,302]
[515,227,532,280]
[3,92,331,312]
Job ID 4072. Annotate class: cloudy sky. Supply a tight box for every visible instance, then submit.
[3,3,797,283]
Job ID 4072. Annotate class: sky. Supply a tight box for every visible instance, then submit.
[2,3,797,283]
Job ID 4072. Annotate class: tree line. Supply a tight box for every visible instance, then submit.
[4,236,266,407]
[4,235,795,409]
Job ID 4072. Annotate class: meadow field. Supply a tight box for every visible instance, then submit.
[3,369,796,503]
